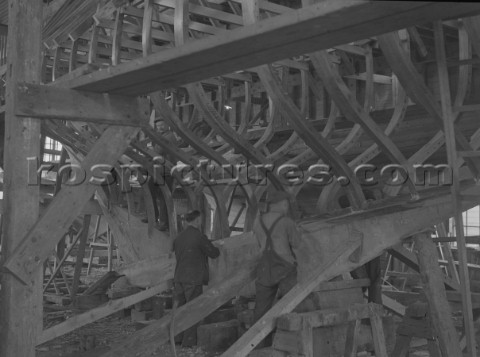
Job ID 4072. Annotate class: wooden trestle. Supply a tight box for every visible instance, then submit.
[2,1,480,356]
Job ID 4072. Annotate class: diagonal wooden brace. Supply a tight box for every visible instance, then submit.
[3,124,143,286]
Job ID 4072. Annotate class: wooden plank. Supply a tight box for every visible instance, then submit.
[155,0,243,25]
[277,303,382,331]
[256,65,366,208]
[343,72,392,84]
[300,320,314,357]
[37,280,171,345]
[43,233,82,294]
[315,278,370,292]
[15,82,150,126]
[343,319,360,357]
[57,2,480,95]
[378,30,480,179]
[439,231,476,286]
[43,293,71,306]
[142,0,153,55]
[381,294,406,316]
[414,232,462,356]
[434,20,476,357]
[310,50,417,194]
[384,289,480,308]
[369,306,388,357]
[433,235,480,243]
[0,0,43,355]
[81,271,121,296]
[3,125,142,286]
[111,8,124,66]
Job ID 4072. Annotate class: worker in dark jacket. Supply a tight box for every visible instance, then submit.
[173,210,220,347]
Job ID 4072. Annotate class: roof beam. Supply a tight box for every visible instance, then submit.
[57,1,480,96]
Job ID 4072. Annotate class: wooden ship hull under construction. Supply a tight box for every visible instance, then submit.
[3,1,480,356]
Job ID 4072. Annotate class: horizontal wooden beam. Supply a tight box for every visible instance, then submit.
[384,290,480,309]
[57,2,480,95]
[433,236,480,244]
[343,73,392,85]
[276,303,384,331]
[15,82,150,126]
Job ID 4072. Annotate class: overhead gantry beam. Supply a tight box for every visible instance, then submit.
[58,1,480,95]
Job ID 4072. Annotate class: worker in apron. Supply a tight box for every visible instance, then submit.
[253,191,301,346]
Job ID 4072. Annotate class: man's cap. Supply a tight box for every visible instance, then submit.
[185,210,201,222]
[267,191,291,204]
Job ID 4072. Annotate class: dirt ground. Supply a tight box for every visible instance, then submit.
[37,314,220,357]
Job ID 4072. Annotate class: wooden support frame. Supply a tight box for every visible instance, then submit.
[0,0,43,355]
[277,303,383,331]
[70,214,91,298]
[414,232,462,356]
[38,280,172,345]
[58,2,480,95]
[222,233,363,357]
[102,260,257,357]
[43,233,81,293]
[388,245,461,291]
[3,125,142,286]
[98,181,480,356]
[434,20,477,357]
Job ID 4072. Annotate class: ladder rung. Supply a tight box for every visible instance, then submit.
[90,242,109,247]
[458,151,480,157]
[453,104,480,113]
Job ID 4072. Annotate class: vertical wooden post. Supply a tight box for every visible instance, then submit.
[369,306,388,357]
[0,0,43,356]
[434,20,476,356]
[300,320,314,357]
[343,319,360,357]
[414,232,462,357]
[71,215,91,298]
